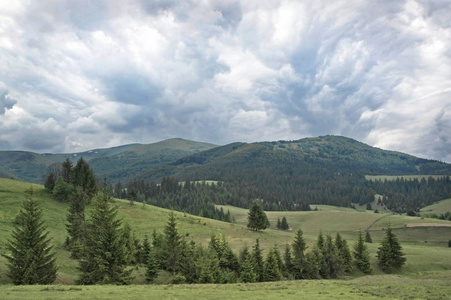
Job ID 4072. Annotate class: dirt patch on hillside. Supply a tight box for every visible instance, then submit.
[406,223,451,227]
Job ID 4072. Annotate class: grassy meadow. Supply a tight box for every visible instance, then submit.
[1,178,451,299]
[420,198,451,216]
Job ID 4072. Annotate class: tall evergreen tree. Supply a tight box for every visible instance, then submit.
[2,187,57,285]
[239,255,256,283]
[291,229,307,279]
[145,247,159,283]
[335,232,353,273]
[164,212,182,274]
[61,158,73,183]
[321,235,342,279]
[353,230,372,274]
[66,186,88,258]
[77,190,132,284]
[252,239,264,282]
[247,200,268,231]
[72,157,98,200]
[263,247,281,281]
[377,225,406,273]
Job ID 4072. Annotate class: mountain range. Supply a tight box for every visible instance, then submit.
[1,135,450,185]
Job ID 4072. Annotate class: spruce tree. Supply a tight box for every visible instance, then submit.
[281,216,289,230]
[66,186,88,258]
[72,157,98,200]
[263,247,281,281]
[239,255,256,283]
[377,225,406,273]
[145,247,159,282]
[365,231,373,243]
[2,187,57,285]
[247,200,268,231]
[164,212,182,273]
[77,190,132,284]
[321,235,342,278]
[291,229,307,279]
[252,239,264,282]
[353,230,372,274]
[335,232,353,273]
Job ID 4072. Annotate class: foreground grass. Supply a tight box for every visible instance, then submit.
[1,272,450,300]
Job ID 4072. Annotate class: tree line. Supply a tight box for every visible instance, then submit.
[2,184,406,285]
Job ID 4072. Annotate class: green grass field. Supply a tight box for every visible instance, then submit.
[420,198,451,216]
[1,178,451,298]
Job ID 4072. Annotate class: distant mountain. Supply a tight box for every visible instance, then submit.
[135,135,451,182]
[0,138,218,183]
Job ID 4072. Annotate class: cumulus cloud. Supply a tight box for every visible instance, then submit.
[0,0,450,162]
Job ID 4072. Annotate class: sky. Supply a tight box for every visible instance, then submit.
[0,0,450,162]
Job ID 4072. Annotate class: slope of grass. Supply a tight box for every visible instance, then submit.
[419,198,451,215]
[1,178,451,285]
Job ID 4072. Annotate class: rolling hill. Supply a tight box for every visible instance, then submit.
[1,178,451,287]
[0,138,218,184]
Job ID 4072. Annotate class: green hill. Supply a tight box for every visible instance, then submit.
[1,178,451,285]
[0,138,218,184]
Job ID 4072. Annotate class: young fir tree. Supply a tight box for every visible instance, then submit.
[283,244,294,277]
[72,157,98,200]
[145,247,159,282]
[353,230,372,274]
[335,232,353,273]
[281,216,289,230]
[77,190,132,285]
[247,199,268,231]
[365,231,373,243]
[66,186,88,259]
[377,225,406,273]
[239,255,256,283]
[277,217,281,229]
[291,229,307,279]
[252,239,265,282]
[164,212,183,274]
[263,247,281,281]
[321,235,342,279]
[2,187,57,285]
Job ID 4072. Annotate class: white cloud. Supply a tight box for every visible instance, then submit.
[0,0,449,162]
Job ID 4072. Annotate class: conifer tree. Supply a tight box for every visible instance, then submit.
[321,235,342,278]
[277,217,281,229]
[164,212,182,273]
[121,222,137,265]
[252,239,264,282]
[377,225,406,272]
[335,232,353,272]
[281,216,289,230]
[77,190,132,284]
[145,247,159,282]
[53,176,74,202]
[247,200,268,231]
[239,255,256,283]
[283,244,294,277]
[291,229,307,279]
[72,157,97,200]
[365,231,373,243]
[66,186,88,258]
[2,187,57,285]
[353,230,372,274]
[263,247,281,281]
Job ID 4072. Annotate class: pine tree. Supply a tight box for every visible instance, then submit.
[239,255,256,283]
[335,232,353,273]
[283,244,294,277]
[321,235,342,278]
[291,229,307,279]
[353,230,372,274]
[164,212,182,273]
[377,225,406,273]
[121,222,137,265]
[252,239,264,282]
[61,158,73,183]
[247,200,268,231]
[145,247,159,282]
[263,247,281,281]
[72,157,98,200]
[281,216,289,230]
[77,190,132,284]
[66,186,88,259]
[365,231,373,243]
[2,187,57,285]
[277,217,281,229]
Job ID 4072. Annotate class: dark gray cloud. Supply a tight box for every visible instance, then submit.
[0,89,16,114]
[0,0,450,162]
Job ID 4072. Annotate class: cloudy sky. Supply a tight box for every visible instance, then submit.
[1,0,450,162]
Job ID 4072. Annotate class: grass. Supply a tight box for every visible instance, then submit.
[0,272,450,299]
[420,198,451,216]
[1,178,451,287]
